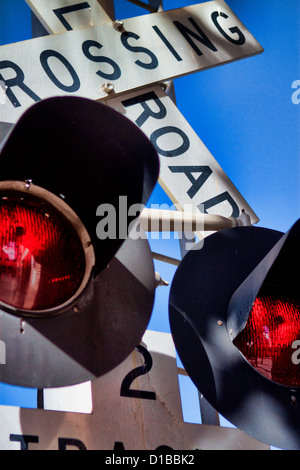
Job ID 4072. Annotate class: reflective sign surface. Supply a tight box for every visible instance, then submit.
[0,1,263,123]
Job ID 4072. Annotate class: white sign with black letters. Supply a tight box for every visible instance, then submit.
[11,0,259,224]
[107,85,259,224]
[0,1,263,124]
[0,330,268,450]
[25,0,111,34]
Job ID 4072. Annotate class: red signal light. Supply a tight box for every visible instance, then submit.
[169,220,300,449]
[0,184,94,316]
[0,96,159,389]
[233,286,300,387]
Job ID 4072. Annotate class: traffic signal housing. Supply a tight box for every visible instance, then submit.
[0,96,159,388]
[169,219,300,450]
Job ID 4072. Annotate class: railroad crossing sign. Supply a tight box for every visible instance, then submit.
[107,85,259,224]
[0,1,263,125]
[0,0,261,226]
[26,0,111,34]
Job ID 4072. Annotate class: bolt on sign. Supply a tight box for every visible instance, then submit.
[0,330,269,450]
[0,1,263,124]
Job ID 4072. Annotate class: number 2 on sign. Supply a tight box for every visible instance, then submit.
[120,345,156,400]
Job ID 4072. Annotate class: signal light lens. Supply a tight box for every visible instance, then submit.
[233,286,300,387]
[0,189,87,315]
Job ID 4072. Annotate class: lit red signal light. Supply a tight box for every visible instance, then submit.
[234,286,300,388]
[169,220,300,449]
[0,191,86,313]
[0,95,160,389]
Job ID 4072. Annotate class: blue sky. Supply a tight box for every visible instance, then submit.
[0,0,299,437]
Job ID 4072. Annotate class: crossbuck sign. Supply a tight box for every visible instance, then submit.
[0,1,263,125]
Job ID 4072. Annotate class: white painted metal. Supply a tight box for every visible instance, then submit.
[0,1,263,124]
[43,381,93,414]
[0,330,269,450]
[139,208,240,232]
[25,0,111,34]
[107,85,259,226]
[152,251,180,266]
